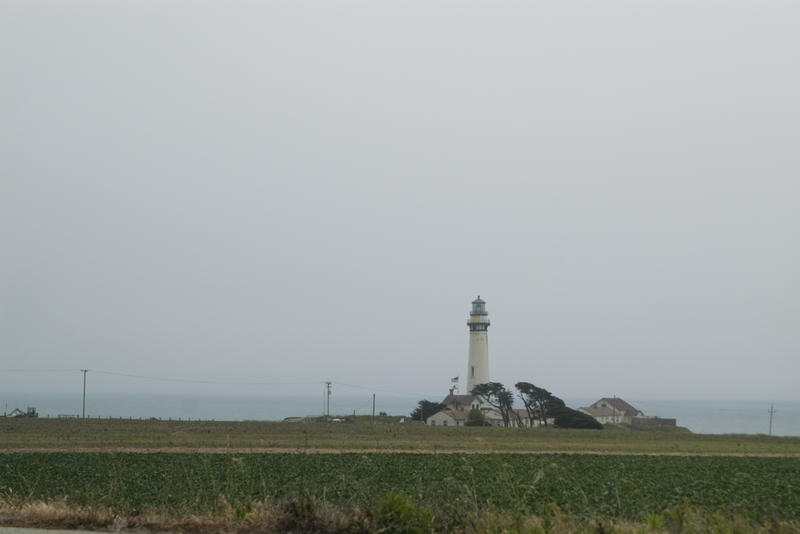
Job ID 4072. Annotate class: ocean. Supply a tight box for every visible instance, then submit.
[2,393,799,437]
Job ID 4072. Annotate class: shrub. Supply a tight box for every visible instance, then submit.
[552,407,603,429]
[371,492,432,534]
[465,409,488,427]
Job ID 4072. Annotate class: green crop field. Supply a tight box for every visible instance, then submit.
[2,419,800,532]
[1,452,799,533]
[2,452,798,518]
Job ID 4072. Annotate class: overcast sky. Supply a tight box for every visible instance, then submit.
[1,0,798,401]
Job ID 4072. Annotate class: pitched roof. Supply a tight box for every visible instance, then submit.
[590,398,642,416]
[433,409,471,421]
[442,394,480,407]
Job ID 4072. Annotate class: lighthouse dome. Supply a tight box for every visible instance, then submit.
[471,296,488,315]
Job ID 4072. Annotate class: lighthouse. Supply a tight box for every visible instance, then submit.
[466,296,490,393]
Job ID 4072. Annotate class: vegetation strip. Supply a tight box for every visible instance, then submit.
[2,452,798,521]
[5,499,798,534]
[4,419,800,456]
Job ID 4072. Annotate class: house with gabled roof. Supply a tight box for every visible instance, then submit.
[429,391,551,428]
[579,397,643,425]
[426,408,502,427]
[426,390,503,427]
[441,393,490,412]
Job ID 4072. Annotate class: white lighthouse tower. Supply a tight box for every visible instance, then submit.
[466,296,490,393]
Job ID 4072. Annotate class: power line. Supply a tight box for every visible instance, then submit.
[332,381,435,398]
[0,368,81,373]
[0,368,319,386]
[90,370,322,387]
[1,368,437,399]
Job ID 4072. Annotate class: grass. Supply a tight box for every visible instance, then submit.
[2,417,799,455]
[4,498,799,534]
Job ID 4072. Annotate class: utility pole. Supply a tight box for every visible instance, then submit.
[769,404,776,436]
[81,369,88,418]
[372,393,376,424]
[325,382,332,421]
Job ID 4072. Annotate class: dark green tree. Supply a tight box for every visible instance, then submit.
[410,400,446,422]
[515,382,554,426]
[471,382,514,427]
[515,382,567,426]
[546,395,566,420]
[550,405,603,429]
[465,408,487,426]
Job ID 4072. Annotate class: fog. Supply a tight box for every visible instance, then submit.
[1,0,798,401]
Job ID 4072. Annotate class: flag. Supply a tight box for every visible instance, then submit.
[451,376,459,383]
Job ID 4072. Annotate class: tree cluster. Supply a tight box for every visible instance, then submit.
[470,382,515,427]
[410,400,446,422]
[467,381,602,430]
[412,381,603,430]
[515,382,564,427]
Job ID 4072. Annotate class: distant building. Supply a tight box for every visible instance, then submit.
[425,297,552,429]
[6,407,37,418]
[427,402,551,428]
[441,394,488,412]
[578,398,677,428]
[579,398,643,425]
[428,393,496,426]
[466,296,490,393]
[428,409,470,427]
[427,407,506,427]
[426,297,496,427]
[428,391,553,428]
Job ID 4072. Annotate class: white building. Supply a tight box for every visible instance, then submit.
[426,399,552,428]
[427,398,506,427]
[441,393,487,412]
[466,296,490,393]
[426,297,501,428]
[429,409,510,427]
[427,409,468,427]
[578,397,643,425]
